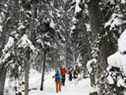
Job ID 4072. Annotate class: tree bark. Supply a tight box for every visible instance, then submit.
[24,61,30,95]
[40,50,46,91]
[87,0,119,95]
[24,48,31,95]
[88,0,104,78]
[0,65,7,95]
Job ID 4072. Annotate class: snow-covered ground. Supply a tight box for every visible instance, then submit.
[29,69,93,95]
[5,69,95,95]
[30,79,92,95]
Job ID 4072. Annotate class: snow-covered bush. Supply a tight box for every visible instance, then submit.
[105,13,126,31]
[87,58,97,74]
[105,29,126,92]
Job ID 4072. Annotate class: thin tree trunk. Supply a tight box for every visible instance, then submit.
[0,65,7,95]
[24,48,31,95]
[40,50,46,91]
[24,62,30,95]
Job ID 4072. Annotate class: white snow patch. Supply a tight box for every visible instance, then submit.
[50,20,55,28]
[118,29,126,52]
[3,36,14,53]
[105,13,126,30]
[107,52,122,68]
[107,72,115,84]
[85,23,91,31]
[87,58,97,73]
[71,25,75,30]
[0,17,2,23]
[75,0,82,13]
[0,25,2,32]
[117,77,126,87]
[0,52,11,64]
[107,51,126,74]
[121,0,126,4]
[18,24,25,30]
[17,34,35,51]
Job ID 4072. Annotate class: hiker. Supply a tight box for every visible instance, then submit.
[15,86,22,95]
[68,67,73,81]
[54,69,61,93]
[73,64,82,86]
[73,65,80,79]
[60,65,67,86]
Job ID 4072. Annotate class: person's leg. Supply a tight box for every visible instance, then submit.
[62,78,65,86]
[62,77,65,86]
[69,77,72,81]
[63,76,66,86]
[56,81,58,93]
[74,79,78,86]
[58,81,61,92]
[61,78,63,85]
[64,77,66,85]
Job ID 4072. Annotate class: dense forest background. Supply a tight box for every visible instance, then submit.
[0,0,126,95]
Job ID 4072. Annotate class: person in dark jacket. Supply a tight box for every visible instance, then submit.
[73,65,80,79]
[68,67,73,81]
[60,65,67,86]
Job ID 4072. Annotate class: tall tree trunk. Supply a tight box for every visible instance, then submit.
[87,0,118,94]
[24,61,30,95]
[87,0,108,95]
[0,23,8,95]
[40,50,46,91]
[88,0,104,78]
[0,65,7,95]
[24,48,31,95]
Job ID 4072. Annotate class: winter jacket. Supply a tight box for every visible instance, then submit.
[60,68,67,76]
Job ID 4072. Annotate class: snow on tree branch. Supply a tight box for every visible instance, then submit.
[2,36,14,53]
[0,51,11,65]
[17,34,36,51]
[75,0,81,13]
[121,0,126,4]
[118,29,126,52]
[104,13,126,31]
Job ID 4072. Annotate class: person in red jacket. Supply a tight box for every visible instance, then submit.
[60,65,67,86]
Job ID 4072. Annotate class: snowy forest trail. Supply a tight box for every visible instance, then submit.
[5,69,95,95]
[30,77,91,95]
[29,69,92,95]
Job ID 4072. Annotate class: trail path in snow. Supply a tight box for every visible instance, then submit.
[30,79,92,95]
[29,70,94,95]
[5,69,94,95]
